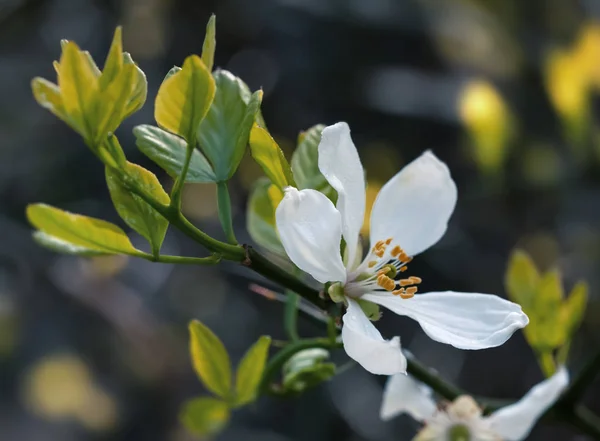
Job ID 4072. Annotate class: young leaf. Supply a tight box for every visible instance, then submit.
[33,231,109,256]
[155,55,215,142]
[234,336,271,407]
[99,27,124,90]
[249,124,295,189]
[122,52,147,118]
[26,204,139,255]
[202,15,216,72]
[504,249,540,309]
[58,41,99,141]
[196,70,263,180]
[180,397,230,436]
[562,281,588,337]
[534,269,565,349]
[31,78,72,127]
[105,162,170,255]
[291,124,337,201]
[246,178,284,254]
[189,320,232,399]
[133,124,216,183]
[163,66,181,82]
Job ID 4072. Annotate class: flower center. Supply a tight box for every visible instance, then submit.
[448,424,471,441]
[346,237,422,299]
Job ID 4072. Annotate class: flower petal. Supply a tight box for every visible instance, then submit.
[318,122,366,264]
[487,367,569,440]
[380,373,437,422]
[275,187,346,283]
[369,151,457,257]
[342,299,407,375]
[362,291,529,350]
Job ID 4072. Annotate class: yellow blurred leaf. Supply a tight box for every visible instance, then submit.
[27,204,139,255]
[180,397,230,436]
[122,52,147,119]
[561,281,588,337]
[31,78,71,126]
[155,55,215,142]
[505,249,540,308]
[201,15,216,72]
[188,320,232,399]
[99,27,124,90]
[249,124,295,189]
[234,336,271,407]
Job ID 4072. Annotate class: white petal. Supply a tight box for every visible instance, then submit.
[318,122,366,264]
[380,373,437,422]
[362,291,529,350]
[487,367,569,440]
[369,151,457,257]
[342,299,407,375]
[275,187,346,284]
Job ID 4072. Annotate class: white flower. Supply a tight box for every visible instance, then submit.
[275,122,529,375]
[380,367,569,441]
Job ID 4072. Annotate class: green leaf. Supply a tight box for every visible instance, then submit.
[504,249,540,309]
[291,124,336,200]
[562,281,588,337]
[246,178,284,254]
[155,55,215,142]
[122,52,147,118]
[57,41,99,140]
[533,269,565,349]
[105,162,170,255]
[31,77,73,128]
[163,66,181,82]
[27,203,139,255]
[234,336,271,407]
[189,320,232,399]
[282,348,336,396]
[33,231,109,256]
[197,70,263,180]
[249,124,295,189]
[201,15,216,72]
[99,27,123,90]
[134,124,216,183]
[180,397,230,436]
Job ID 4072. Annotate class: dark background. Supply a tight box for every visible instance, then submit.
[2,0,600,440]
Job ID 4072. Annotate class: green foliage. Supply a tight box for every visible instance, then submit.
[155,55,216,143]
[201,15,216,72]
[32,231,109,256]
[246,178,285,254]
[105,162,170,256]
[249,123,295,189]
[180,397,230,436]
[234,336,271,407]
[134,124,216,182]
[505,249,588,375]
[281,348,336,395]
[197,70,263,180]
[27,204,140,256]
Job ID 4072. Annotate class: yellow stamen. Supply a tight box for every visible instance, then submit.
[405,286,418,296]
[377,274,395,291]
[391,246,402,257]
[385,238,392,245]
[368,261,377,268]
[399,291,415,299]
[399,279,414,287]
[409,276,422,284]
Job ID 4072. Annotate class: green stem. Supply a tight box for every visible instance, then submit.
[216,181,237,244]
[538,351,557,377]
[405,354,464,402]
[284,291,300,341]
[170,140,195,209]
[136,252,221,265]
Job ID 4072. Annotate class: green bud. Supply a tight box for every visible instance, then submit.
[327,282,345,303]
[282,348,336,395]
[448,424,471,441]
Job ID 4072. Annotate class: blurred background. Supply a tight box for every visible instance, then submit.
[2,0,600,439]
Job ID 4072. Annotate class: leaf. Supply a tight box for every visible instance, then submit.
[163,66,181,82]
[189,320,232,399]
[534,269,565,349]
[246,178,284,254]
[202,15,216,72]
[122,52,147,118]
[27,204,139,255]
[234,336,271,407]
[504,249,540,309]
[99,27,123,90]
[249,124,295,189]
[180,397,230,436]
[291,124,337,200]
[134,124,216,183]
[197,70,263,180]
[155,55,215,142]
[105,162,170,255]
[31,77,73,127]
[58,41,99,140]
[562,281,588,337]
[33,231,109,256]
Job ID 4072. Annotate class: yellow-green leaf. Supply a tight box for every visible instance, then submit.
[155,55,215,142]
[133,124,216,182]
[246,178,284,255]
[58,41,99,140]
[196,70,263,180]
[33,231,109,256]
[249,124,295,189]
[105,162,170,256]
[201,15,216,72]
[99,27,124,90]
[180,397,230,436]
[122,52,147,118]
[504,249,540,308]
[31,77,72,126]
[562,281,588,337]
[234,336,271,407]
[27,204,139,255]
[189,320,232,399]
[534,269,565,349]
[96,64,137,144]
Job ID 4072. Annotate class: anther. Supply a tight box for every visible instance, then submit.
[377,274,395,291]
[409,276,422,284]
[385,238,392,245]
[391,246,402,257]
[368,261,377,268]
[399,267,407,272]
[399,291,414,299]
[405,286,418,296]
[377,267,391,276]
[399,279,414,287]
[392,288,405,296]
